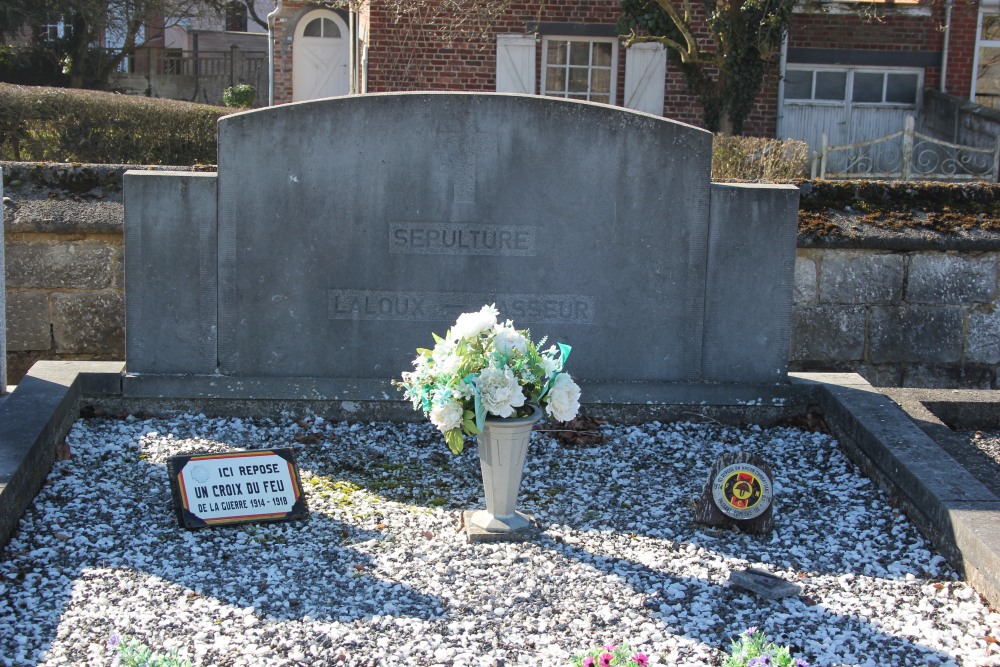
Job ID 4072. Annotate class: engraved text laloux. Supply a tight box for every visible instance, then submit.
[329,290,595,324]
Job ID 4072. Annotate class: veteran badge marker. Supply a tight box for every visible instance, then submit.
[694,452,774,534]
[712,463,772,520]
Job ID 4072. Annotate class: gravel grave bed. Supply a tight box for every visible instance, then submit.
[2,414,999,667]
[963,431,1000,478]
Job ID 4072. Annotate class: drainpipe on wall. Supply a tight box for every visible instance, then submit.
[354,9,362,94]
[362,43,368,94]
[776,31,789,138]
[941,0,954,93]
[267,0,284,106]
[349,6,355,94]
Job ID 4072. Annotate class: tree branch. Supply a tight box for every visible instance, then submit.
[652,0,700,60]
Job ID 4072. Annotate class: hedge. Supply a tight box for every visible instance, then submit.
[0,82,811,177]
[712,134,809,182]
[0,83,227,165]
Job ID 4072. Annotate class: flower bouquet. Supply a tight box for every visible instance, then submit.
[396,304,581,454]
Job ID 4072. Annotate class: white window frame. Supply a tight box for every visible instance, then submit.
[783,65,923,109]
[540,36,618,105]
[973,10,1000,103]
[42,18,64,42]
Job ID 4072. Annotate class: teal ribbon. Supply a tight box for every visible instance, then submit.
[539,342,573,402]
[464,375,486,432]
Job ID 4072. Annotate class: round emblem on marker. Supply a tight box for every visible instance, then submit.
[711,463,772,520]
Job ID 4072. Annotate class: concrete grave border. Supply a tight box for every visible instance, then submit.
[1,362,998,608]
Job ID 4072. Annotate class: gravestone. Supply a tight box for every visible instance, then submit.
[124,93,799,401]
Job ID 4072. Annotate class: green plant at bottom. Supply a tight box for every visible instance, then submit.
[723,627,810,667]
[107,634,191,667]
[569,642,649,666]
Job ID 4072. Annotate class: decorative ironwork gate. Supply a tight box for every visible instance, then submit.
[811,116,1000,181]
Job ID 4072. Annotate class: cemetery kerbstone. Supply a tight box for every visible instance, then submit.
[124,93,800,398]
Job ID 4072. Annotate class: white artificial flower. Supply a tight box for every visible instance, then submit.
[429,398,464,433]
[493,322,528,356]
[449,304,499,342]
[544,373,581,422]
[476,366,526,418]
[455,381,475,400]
[540,346,562,377]
[431,339,462,375]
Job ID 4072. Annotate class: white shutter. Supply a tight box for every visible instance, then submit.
[624,43,666,115]
[496,34,536,94]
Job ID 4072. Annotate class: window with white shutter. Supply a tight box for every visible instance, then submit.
[496,34,537,94]
[624,43,666,115]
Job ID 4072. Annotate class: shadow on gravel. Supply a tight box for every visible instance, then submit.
[0,426,445,664]
[530,535,961,666]
[0,416,977,666]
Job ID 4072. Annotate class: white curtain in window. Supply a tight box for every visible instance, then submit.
[496,34,536,94]
[624,43,666,115]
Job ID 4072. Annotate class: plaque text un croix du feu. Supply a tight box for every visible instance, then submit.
[167,449,307,529]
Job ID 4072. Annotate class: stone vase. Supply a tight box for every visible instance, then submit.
[467,404,542,536]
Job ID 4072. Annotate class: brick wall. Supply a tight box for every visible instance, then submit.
[785,0,978,96]
[272,0,968,139]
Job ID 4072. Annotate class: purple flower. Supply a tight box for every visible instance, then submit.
[744,626,759,636]
[582,658,596,667]
[748,656,772,667]
[631,653,649,666]
[106,634,120,651]
[794,660,810,667]
[599,652,614,667]
[603,643,617,652]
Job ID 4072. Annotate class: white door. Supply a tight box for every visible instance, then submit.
[293,10,349,102]
[779,66,922,163]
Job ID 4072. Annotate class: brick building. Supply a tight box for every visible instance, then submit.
[267,0,985,149]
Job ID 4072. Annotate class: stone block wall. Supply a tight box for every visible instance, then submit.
[791,249,1000,388]
[4,233,125,383]
[2,164,150,384]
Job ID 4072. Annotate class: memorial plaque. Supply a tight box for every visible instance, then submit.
[167,449,307,529]
[693,452,774,534]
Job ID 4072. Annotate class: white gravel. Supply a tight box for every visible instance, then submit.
[2,414,999,667]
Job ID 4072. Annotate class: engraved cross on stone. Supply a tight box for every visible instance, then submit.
[448,129,498,206]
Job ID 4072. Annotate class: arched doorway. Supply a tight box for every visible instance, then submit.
[292,10,349,102]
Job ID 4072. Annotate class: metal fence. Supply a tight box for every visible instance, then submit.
[110,46,268,107]
[811,116,1000,182]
